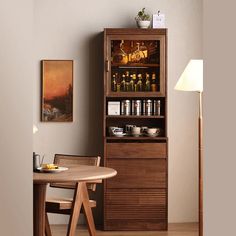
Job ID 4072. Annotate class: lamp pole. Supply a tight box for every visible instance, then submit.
[199,92,203,236]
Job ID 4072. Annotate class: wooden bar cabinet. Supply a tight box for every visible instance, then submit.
[103,28,168,230]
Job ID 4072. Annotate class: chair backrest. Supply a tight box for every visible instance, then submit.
[50,154,101,191]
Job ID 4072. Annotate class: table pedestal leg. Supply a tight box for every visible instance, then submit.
[33,183,47,236]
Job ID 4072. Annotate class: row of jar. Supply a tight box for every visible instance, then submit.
[107,99,161,116]
[111,72,158,92]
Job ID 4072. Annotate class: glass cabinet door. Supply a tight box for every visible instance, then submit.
[105,35,166,97]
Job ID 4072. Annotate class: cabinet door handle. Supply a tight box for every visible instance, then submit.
[105,60,110,72]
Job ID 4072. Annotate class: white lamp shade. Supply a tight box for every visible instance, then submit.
[175,59,203,92]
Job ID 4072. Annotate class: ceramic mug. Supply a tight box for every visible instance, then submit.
[131,126,141,136]
[147,128,158,135]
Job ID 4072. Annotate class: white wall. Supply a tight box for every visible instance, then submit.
[0,0,33,235]
[34,0,202,224]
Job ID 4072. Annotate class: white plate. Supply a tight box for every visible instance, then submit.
[37,166,68,173]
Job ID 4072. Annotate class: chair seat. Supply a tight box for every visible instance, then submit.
[46,197,96,212]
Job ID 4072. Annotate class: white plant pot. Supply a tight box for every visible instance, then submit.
[136,20,150,29]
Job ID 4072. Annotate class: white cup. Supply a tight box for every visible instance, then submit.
[147,128,158,135]
[131,126,141,136]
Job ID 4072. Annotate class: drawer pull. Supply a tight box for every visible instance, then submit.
[105,60,110,72]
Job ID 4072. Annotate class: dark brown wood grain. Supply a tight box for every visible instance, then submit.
[103,28,168,231]
[104,28,167,35]
[105,205,166,220]
[105,189,166,205]
[106,158,167,189]
[107,142,167,158]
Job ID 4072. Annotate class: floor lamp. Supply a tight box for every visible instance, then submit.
[174,59,203,236]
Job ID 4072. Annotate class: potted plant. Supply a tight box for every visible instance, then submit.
[135,7,151,29]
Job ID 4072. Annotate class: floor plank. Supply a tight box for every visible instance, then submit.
[51,223,198,236]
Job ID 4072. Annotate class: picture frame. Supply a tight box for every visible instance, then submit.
[152,12,165,28]
[41,60,73,122]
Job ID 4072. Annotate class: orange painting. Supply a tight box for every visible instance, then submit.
[41,60,73,122]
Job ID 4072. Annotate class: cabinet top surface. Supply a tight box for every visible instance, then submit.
[104,28,167,35]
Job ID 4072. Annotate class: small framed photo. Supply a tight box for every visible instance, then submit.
[41,60,73,122]
[108,101,120,115]
[153,12,165,28]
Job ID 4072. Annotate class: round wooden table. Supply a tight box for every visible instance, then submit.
[33,165,117,236]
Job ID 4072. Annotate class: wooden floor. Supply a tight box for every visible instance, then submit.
[51,223,198,236]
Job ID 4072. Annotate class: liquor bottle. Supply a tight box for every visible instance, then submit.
[145,73,151,91]
[115,72,120,92]
[151,73,157,91]
[117,84,120,92]
[132,74,137,91]
[137,74,143,91]
[129,74,134,91]
[125,71,130,91]
[120,74,126,92]
[111,74,117,92]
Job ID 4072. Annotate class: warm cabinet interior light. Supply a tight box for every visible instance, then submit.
[175,59,203,92]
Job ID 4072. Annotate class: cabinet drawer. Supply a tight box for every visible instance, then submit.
[105,189,166,205]
[106,159,167,188]
[105,205,166,220]
[106,142,167,158]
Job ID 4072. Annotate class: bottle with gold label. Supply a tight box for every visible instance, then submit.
[132,74,137,91]
[120,74,126,92]
[145,73,151,91]
[151,73,157,91]
[137,74,143,91]
[111,74,117,92]
[125,71,130,91]
[129,74,134,91]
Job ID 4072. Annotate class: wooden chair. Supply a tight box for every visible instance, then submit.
[45,154,101,236]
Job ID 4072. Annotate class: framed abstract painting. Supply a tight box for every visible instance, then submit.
[41,60,73,122]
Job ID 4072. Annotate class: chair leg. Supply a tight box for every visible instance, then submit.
[80,183,96,236]
[67,182,83,236]
[45,213,52,236]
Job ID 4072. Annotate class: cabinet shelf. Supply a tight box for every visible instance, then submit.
[111,63,160,68]
[106,136,167,141]
[106,115,165,119]
[106,92,164,98]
